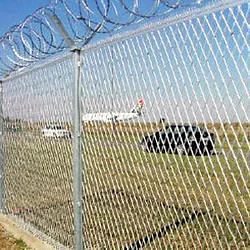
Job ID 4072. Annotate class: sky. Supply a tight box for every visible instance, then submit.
[0,0,51,36]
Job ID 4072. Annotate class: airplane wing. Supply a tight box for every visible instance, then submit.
[115,113,139,121]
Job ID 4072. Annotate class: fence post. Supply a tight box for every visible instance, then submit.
[72,48,83,250]
[45,12,84,248]
[0,81,4,213]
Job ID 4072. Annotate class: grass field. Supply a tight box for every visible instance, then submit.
[3,122,250,248]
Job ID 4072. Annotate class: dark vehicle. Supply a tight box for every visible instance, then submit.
[140,124,215,156]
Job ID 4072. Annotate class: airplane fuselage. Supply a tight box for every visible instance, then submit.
[82,112,140,122]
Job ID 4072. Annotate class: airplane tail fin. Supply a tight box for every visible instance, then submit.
[131,98,144,115]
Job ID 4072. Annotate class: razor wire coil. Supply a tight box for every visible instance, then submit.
[0,0,205,79]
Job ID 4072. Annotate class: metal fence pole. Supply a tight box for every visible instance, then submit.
[72,49,83,250]
[0,81,4,212]
[45,12,84,249]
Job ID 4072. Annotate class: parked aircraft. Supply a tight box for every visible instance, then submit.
[82,99,144,122]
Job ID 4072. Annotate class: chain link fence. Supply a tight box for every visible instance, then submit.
[2,54,75,248]
[80,1,249,248]
[0,0,249,249]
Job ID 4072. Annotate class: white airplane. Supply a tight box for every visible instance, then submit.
[82,99,144,122]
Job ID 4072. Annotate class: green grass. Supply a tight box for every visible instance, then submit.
[3,122,250,248]
[14,238,30,250]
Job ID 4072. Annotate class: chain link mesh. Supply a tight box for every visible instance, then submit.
[2,54,75,248]
[81,1,249,249]
[0,0,249,249]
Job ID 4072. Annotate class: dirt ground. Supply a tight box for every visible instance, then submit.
[0,214,55,250]
[0,223,28,250]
